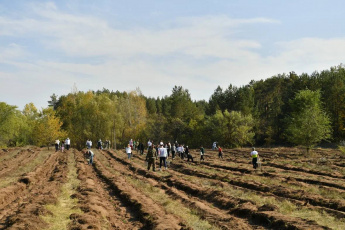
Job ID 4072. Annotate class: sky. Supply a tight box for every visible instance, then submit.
[1,0,345,110]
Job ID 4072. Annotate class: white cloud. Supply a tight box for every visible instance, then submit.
[1,2,345,109]
[0,43,27,60]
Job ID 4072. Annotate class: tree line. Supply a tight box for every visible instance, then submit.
[1,64,344,150]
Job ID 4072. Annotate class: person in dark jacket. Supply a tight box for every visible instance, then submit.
[139,141,144,155]
[200,146,205,162]
[146,145,157,171]
[97,139,102,149]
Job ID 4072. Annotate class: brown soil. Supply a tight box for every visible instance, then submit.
[0,146,344,229]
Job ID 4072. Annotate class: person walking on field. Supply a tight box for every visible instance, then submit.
[126,144,132,160]
[65,138,71,150]
[146,145,157,171]
[88,150,95,165]
[55,139,60,152]
[251,147,259,169]
[200,145,205,162]
[158,144,168,170]
[218,146,223,159]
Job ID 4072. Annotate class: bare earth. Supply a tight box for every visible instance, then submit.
[0,146,344,229]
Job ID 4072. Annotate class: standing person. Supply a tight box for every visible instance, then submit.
[171,144,176,160]
[212,141,217,150]
[175,141,178,149]
[133,139,136,151]
[86,139,92,149]
[186,146,194,162]
[55,139,60,152]
[139,141,144,155]
[126,144,132,160]
[155,144,159,156]
[97,139,102,150]
[200,145,205,162]
[158,144,168,170]
[88,150,95,165]
[251,147,259,169]
[147,139,152,149]
[61,140,65,152]
[167,142,171,158]
[179,144,185,159]
[218,146,223,159]
[146,145,157,171]
[65,138,71,150]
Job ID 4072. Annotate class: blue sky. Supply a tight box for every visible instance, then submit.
[1,0,345,110]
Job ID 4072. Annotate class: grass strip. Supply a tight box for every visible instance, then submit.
[41,152,82,230]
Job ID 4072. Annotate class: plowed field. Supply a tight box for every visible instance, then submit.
[0,146,345,229]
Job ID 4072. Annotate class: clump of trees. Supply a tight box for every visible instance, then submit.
[1,64,345,150]
[0,102,65,148]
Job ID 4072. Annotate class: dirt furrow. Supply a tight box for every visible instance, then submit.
[191,159,345,192]
[93,150,188,230]
[0,150,58,221]
[170,159,345,213]
[223,149,345,179]
[108,150,330,230]
[0,149,40,178]
[98,150,257,230]
[0,151,68,229]
[69,149,144,230]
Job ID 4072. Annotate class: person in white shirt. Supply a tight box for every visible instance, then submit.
[158,144,168,170]
[177,145,185,159]
[88,150,95,165]
[65,138,71,150]
[86,139,92,149]
[212,141,217,150]
[147,139,152,148]
[126,144,132,160]
[250,147,259,169]
[55,139,60,152]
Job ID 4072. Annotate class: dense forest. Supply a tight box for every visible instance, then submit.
[1,64,345,150]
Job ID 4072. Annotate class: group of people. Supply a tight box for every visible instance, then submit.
[54,138,71,152]
[133,139,206,171]
[84,137,260,170]
[85,139,111,150]
[142,140,259,171]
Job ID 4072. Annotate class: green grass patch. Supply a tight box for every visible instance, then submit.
[41,152,82,230]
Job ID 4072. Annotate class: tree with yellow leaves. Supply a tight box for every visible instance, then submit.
[34,107,66,149]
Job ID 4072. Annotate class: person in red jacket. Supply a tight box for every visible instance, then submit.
[218,146,223,159]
